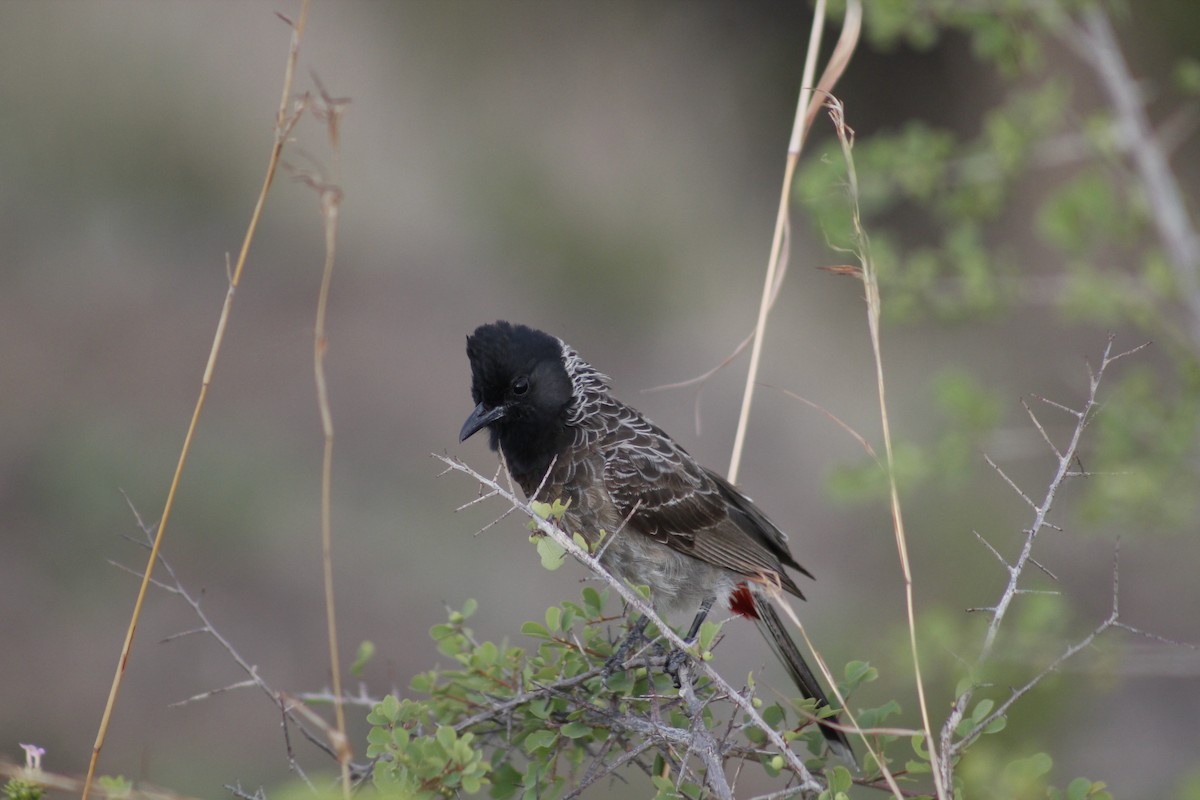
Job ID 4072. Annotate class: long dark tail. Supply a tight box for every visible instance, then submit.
[751,594,856,767]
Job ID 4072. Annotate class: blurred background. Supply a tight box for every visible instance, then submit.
[2,1,1198,797]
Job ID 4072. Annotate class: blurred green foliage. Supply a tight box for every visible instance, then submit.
[804,1,1200,532]
[794,0,1200,796]
[2,781,42,800]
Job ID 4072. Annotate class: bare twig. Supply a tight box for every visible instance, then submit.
[224,782,268,800]
[451,666,609,733]
[772,385,879,460]
[677,661,734,800]
[983,454,1039,511]
[564,738,655,800]
[1021,398,1062,460]
[113,501,345,773]
[299,74,353,799]
[972,530,1010,570]
[168,679,259,708]
[298,686,386,709]
[82,7,313,797]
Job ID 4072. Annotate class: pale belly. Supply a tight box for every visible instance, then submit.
[590,524,739,620]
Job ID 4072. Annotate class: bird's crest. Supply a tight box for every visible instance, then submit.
[465,321,562,406]
[559,341,610,426]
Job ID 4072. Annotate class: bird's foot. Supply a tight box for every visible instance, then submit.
[602,616,651,682]
[664,648,692,689]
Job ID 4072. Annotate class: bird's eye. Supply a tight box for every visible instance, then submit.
[512,376,530,396]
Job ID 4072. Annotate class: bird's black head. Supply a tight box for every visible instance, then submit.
[460,321,576,482]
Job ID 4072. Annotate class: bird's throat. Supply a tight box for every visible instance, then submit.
[494,422,572,496]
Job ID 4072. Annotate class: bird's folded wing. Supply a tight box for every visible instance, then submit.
[601,417,804,595]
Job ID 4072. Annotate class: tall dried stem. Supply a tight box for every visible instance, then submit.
[82,5,311,796]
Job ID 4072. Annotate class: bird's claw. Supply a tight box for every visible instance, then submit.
[664,648,692,688]
[602,617,650,684]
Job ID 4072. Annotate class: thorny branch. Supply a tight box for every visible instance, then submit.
[121,480,796,798]
[676,661,735,800]
[112,495,360,786]
[938,337,1153,789]
[436,453,826,797]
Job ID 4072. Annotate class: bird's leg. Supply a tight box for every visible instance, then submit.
[665,595,715,688]
[603,613,652,680]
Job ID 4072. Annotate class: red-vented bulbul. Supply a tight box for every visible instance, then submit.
[459,320,854,763]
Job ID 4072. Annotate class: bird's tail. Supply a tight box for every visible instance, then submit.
[750,593,857,767]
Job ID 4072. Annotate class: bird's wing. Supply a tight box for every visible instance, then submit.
[600,405,807,595]
[705,468,813,581]
[600,406,724,547]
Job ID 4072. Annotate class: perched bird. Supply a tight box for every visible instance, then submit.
[459,320,854,763]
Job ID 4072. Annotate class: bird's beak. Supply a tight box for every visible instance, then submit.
[459,402,507,442]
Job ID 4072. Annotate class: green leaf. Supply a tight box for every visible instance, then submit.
[350,640,375,678]
[534,534,567,570]
[1067,777,1092,800]
[366,726,392,747]
[1003,751,1053,782]
[826,765,853,792]
[581,586,604,617]
[604,670,633,694]
[905,758,932,774]
[530,497,571,522]
[972,698,994,723]
[559,721,592,739]
[370,693,401,724]
[528,697,552,719]
[650,775,679,799]
[523,729,558,753]
[911,734,930,759]
[490,763,522,800]
[409,671,433,694]
[842,659,878,692]
[97,776,132,798]
[854,699,901,729]
[762,703,785,728]
[475,640,498,667]
[521,621,550,639]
